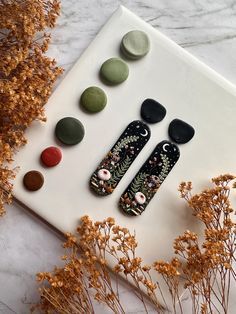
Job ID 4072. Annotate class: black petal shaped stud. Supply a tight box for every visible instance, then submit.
[141,98,166,124]
[168,119,195,144]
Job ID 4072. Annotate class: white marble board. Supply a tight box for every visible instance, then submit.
[12,5,236,301]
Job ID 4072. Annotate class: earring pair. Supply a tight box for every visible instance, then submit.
[90,103,194,216]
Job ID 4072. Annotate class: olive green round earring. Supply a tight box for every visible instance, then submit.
[80,86,107,113]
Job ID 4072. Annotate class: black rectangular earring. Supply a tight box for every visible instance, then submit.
[90,120,151,196]
[119,140,180,216]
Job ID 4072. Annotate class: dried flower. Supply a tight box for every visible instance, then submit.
[0,0,62,215]
[34,175,236,314]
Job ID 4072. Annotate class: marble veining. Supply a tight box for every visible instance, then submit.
[1,0,236,313]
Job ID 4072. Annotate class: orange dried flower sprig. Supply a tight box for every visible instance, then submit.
[0,0,62,215]
[35,216,164,314]
[35,175,236,314]
[0,0,60,76]
[174,174,236,313]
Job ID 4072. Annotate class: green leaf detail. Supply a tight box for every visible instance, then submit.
[107,156,132,186]
[129,172,149,196]
[140,185,149,197]
[113,135,139,155]
[128,191,133,200]
[158,154,170,183]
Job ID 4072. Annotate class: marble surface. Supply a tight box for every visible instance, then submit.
[1,0,236,313]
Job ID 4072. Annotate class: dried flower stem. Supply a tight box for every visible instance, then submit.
[0,0,62,215]
[35,174,236,314]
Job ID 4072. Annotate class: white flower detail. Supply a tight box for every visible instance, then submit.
[97,169,111,181]
[134,192,146,205]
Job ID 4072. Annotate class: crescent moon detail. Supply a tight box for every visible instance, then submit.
[140,129,149,137]
[163,143,170,152]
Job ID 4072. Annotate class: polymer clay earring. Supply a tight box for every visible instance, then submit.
[140,98,166,124]
[168,119,195,144]
[90,120,151,196]
[119,140,180,216]
[121,30,150,60]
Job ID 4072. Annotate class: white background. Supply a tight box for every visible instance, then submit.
[1,0,236,313]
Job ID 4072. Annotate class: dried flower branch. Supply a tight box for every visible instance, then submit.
[35,216,164,314]
[174,174,236,313]
[0,0,62,215]
[0,0,60,76]
[35,175,236,314]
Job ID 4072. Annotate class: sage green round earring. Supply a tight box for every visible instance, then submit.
[121,30,150,60]
[100,57,129,85]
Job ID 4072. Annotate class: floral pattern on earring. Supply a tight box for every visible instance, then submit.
[90,120,151,196]
[119,140,180,215]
